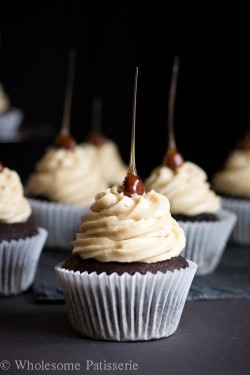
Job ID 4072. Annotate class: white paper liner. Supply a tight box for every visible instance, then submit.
[0,108,23,140]
[178,209,237,276]
[220,197,250,245]
[55,260,197,341]
[28,199,89,249]
[0,227,47,296]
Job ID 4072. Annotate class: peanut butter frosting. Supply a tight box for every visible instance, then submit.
[0,83,10,114]
[0,167,31,223]
[26,145,107,206]
[145,161,221,216]
[213,149,250,198]
[72,186,186,263]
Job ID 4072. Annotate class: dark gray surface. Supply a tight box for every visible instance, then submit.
[189,243,250,300]
[32,243,250,303]
[1,243,250,374]
[1,294,250,375]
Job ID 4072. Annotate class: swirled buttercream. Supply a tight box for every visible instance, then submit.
[0,167,31,223]
[72,186,186,263]
[26,145,107,205]
[0,83,10,113]
[213,149,250,198]
[145,161,221,216]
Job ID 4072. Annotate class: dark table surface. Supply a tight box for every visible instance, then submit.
[1,244,250,375]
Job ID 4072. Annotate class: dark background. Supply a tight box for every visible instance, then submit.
[0,2,249,183]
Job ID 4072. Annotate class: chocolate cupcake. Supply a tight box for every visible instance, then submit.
[145,160,236,275]
[26,141,107,249]
[26,50,108,249]
[84,97,128,186]
[56,67,197,341]
[144,57,236,275]
[0,164,47,295]
[84,131,127,186]
[55,186,197,341]
[212,134,250,245]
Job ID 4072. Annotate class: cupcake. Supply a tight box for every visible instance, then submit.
[83,97,128,186]
[145,154,236,275]
[55,67,197,341]
[212,134,250,245]
[0,163,47,296]
[0,82,24,140]
[145,57,236,275]
[85,130,128,186]
[55,183,197,341]
[26,134,107,249]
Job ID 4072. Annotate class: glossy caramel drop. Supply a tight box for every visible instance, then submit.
[237,134,250,150]
[0,162,4,172]
[54,132,76,149]
[86,130,107,146]
[165,148,184,171]
[122,171,144,197]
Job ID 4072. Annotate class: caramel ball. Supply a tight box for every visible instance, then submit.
[86,131,107,146]
[165,148,184,170]
[237,134,250,150]
[54,133,76,149]
[122,172,144,197]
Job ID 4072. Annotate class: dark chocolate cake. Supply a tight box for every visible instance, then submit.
[63,254,189,275]
[0,221,38,242]
[173,213,218,223]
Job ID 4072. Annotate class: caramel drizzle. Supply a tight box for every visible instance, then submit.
[237,118,250,150]
[86,97,107,146]
[165,55,184,170]
[122,67,144,197]
[55,48,76,149]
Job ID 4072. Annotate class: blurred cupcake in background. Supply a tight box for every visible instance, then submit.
[0,82,23,140]
[0,162,47,296]
[145,158,236,275]
[84,97,128,186]
[26,138,107,248]
[145,57,236,275]
[26,49,107,249]
[212,133,250,245]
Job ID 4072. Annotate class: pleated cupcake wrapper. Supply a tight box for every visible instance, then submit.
[0,108,24,139]
[221,197,250,246]
[29,199,89,249]
[0,227,47,296]
[178,209,237,276]
[55,260,197,341]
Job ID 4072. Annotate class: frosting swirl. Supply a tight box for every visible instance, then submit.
[26,144,107,205]
[0,83,10,114]
[145,161,221,215]
[213,149,250,198]
[72,186,186,263]
[0,167,31,223]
